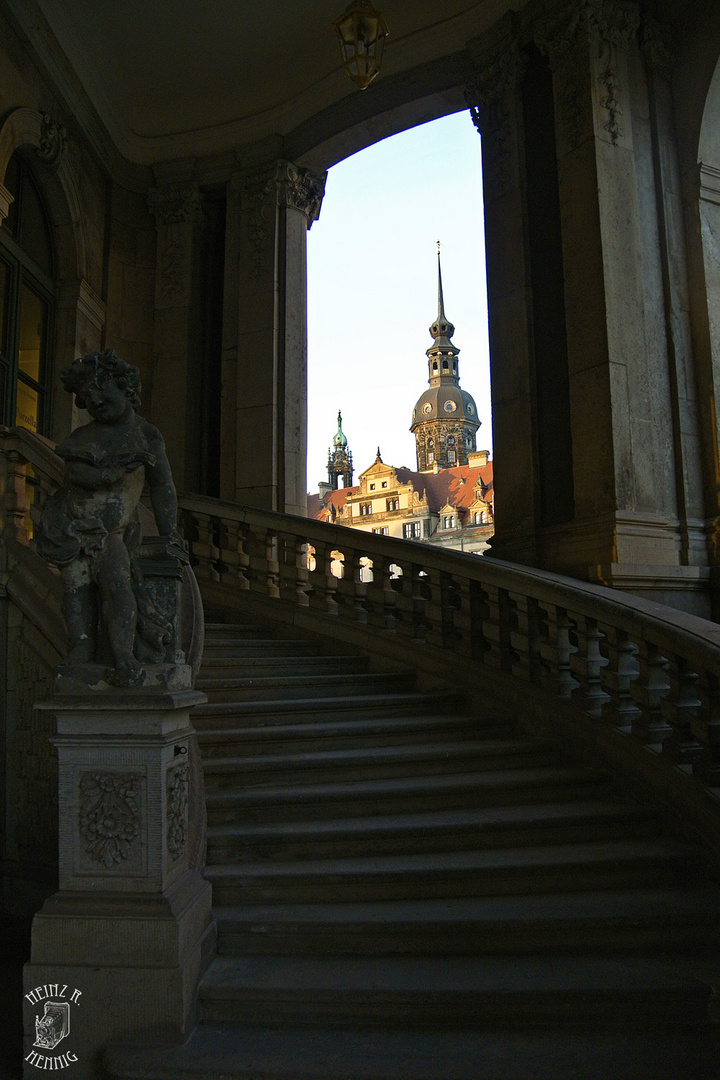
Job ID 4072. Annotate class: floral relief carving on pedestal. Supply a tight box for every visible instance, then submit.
[79,772,141,868]
[166,762,189,862]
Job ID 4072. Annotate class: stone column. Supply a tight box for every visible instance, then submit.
[222,161,325,515]
[148,182,205,494]
[23,687,212,1078]
[466,16,537,563]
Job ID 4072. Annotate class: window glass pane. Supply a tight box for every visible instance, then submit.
[20,175,53,275]
[15,378,39,432]
[18,284,46,383]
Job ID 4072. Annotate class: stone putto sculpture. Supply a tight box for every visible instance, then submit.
[39,349,187,687]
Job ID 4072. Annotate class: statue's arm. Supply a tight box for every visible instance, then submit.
[144,427,179,537]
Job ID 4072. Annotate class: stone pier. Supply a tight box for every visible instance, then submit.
[22,686,212,1079]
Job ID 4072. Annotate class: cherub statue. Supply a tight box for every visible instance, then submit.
[39,350,184,686]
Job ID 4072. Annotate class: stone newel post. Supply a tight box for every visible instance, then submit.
[23,685,212,1078]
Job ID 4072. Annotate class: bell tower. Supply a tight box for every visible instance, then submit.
[327,410,354,489]
[410,247,480,471]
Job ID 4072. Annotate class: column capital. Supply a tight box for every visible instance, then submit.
[147,181,203,227]
[36,111,67,172]
[465,24,525,193]
[534,0,640,67]
[236,160,326,226]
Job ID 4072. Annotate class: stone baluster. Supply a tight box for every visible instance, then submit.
[599,626,641,731]
[498,589,520,674]
[224,517,250,590]
[411,566,432,643]
[439,572,461,650]
[691,672,720,786]
[365,553,397,632]
[277,530,309,607]
[630,641,672,749]
[243,523,279,598]
[468,578,491,663]
[662,656,703,770]
[576,616,611,718]
[420,566,444,652]
[542,606,580,699]
[190,512,217,584]
[30,466,58,548]
[308,540,338,617]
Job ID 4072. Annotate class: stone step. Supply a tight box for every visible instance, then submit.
[204,622,276,638]
[102,1021,720,1080]
[206,799,659,864]
[198,654,365,679]
[205,839,695,905]
[193,690,466,728]
[205,765,614,826]
[201,738,560,791]
[197,713,496,757]
[202,640,322,658]
[196,952,716,1029]
[213,886,720,957]
[197,670,417,703]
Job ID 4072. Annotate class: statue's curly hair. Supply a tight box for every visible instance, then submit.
[60,349,142,409]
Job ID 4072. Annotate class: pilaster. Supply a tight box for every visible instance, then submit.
[466,16,537,561]
[148,182,205,494]
[224,160,325,516]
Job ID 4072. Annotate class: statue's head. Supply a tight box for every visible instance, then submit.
[61,350,142,416]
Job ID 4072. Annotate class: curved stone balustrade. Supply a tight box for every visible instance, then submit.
[177,492,720,857]
[3,429,719,859]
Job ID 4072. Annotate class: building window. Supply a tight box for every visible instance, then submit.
[403,521,421,539]
[447,450,456,463]
[386,498,399,512]
[370,483,375,490]
[381,481,387,488]
[360,503,372,515]
[447,436,455,446]
[372,527,388,535]
[0,153,55,434]
[442,515,455,529]
[428,452,434,464]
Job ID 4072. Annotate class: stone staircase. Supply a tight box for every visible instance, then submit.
[104,621,720,1079]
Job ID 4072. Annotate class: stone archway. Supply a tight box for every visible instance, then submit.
[0,107,104,438]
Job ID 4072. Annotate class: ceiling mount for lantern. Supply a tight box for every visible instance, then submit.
[333,0,389,90]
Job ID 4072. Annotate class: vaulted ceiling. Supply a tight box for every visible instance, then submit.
[16,0,508,166]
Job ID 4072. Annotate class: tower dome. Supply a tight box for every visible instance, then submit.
[410,249,480,471]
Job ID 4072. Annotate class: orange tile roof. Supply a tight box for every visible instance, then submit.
[307,485,359,521]
[308,462,493,522]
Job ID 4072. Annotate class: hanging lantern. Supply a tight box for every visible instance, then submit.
[333,0,389,90]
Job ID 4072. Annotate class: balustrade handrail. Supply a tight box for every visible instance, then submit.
[178,490,720,829]
[2,434,720,844]
[177,491,720,672]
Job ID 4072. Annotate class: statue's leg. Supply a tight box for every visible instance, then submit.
[60,559,97,663]
[93,533,143,685]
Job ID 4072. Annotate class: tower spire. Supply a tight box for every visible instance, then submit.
[437,240,446,323]
[327,410,353,489]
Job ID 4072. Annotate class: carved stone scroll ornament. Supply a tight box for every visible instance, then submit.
[280,163,327,227]
[534,0,640,148]
[147,183,203,227]
[166,762,189,861]
[36,112,67,171]
[79,772,141,868]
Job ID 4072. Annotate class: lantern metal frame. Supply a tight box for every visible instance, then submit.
[333,0,389,90]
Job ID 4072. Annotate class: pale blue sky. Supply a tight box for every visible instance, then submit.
[306,110,490,491]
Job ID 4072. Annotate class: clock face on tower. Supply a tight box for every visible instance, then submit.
[443,400,456,413]
[423,403,432,414]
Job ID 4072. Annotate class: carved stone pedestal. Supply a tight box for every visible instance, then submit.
[23,688,212,1079]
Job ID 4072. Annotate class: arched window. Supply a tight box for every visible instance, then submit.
[0,153,55,434]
